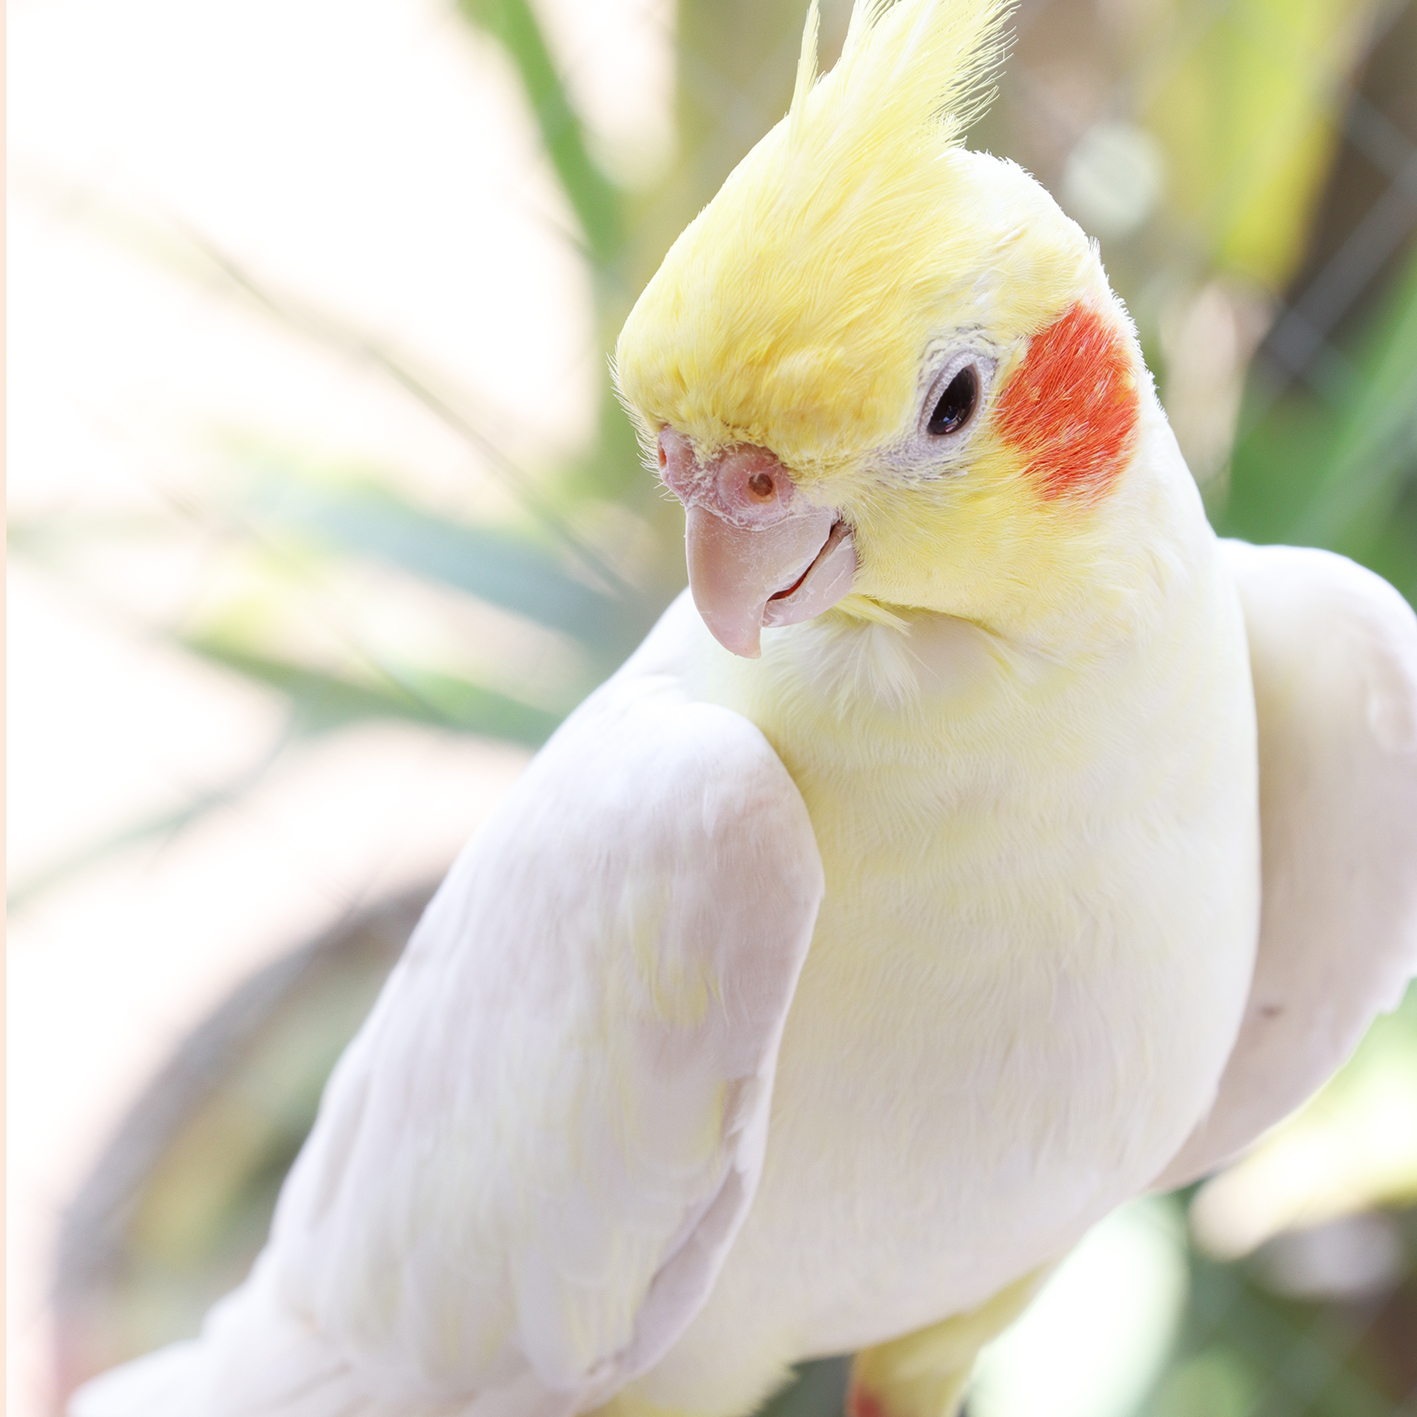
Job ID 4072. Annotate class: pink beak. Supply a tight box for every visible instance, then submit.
[659,428,857,658]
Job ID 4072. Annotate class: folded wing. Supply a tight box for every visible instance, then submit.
[73,623,824,1417]
[1156,542,1417,1191]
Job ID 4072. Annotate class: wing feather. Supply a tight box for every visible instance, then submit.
[1156,541,1417,1191]
[72,606,823,1417]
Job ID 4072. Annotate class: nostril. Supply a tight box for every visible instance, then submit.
[747,471,775,500]
[658,443,667,468]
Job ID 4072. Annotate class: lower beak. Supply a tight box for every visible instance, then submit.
[686,505,858,658]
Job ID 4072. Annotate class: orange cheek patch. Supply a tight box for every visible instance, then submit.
[996,301,1141,500]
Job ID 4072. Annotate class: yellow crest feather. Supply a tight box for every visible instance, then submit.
[794,0,1011,151]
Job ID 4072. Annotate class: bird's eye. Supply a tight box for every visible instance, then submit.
[927,365,978,436]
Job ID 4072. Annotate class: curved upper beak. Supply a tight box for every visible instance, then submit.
[659,429,857,658]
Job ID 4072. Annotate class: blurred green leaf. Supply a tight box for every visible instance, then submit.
[1149,1346,1264,1417]
[456,0,623,267]
[1220,245,1417,606]
[1290,249,1417,553]
[184,638,564,745]
[247,478,645,658]
[1142,0,1381,290]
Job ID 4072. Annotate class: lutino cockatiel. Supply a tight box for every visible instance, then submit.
[73,2,1417,1416]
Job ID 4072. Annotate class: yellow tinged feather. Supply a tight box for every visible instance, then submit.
[830,593,911,630]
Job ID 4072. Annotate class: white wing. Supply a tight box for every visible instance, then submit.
[1155,541,1417,1192]
[73,603,824,1417]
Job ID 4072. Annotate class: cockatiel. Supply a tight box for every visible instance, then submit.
[73,1,1417,1416]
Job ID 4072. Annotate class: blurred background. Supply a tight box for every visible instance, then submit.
[6,0,1416,1412]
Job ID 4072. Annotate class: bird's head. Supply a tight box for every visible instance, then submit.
[615,0,1152,658]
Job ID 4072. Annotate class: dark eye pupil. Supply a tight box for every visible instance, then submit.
[927,366,978,436]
